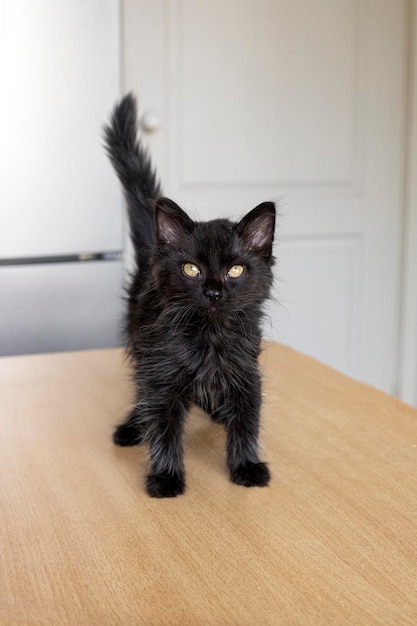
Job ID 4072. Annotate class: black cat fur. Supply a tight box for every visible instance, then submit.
[104,94,276,498]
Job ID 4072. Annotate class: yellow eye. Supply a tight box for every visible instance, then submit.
[183,262,201,277]
[227,264,245,278]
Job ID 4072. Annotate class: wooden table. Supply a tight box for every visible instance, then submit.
[1,343,416,625]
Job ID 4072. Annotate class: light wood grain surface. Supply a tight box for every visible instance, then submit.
[0,343,416,625]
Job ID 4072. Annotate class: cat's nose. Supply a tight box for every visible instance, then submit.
[203,283,222,301]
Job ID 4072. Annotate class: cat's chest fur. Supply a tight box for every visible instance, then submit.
[185,322,261,411]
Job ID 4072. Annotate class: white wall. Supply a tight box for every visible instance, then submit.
[399,0,417,406]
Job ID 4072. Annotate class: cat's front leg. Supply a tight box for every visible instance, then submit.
[223,380,271,488]
[145,395,189,498]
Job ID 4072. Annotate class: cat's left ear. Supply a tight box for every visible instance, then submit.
[237,202,276,257]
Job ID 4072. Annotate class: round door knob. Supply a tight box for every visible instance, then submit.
[140,110,161,133]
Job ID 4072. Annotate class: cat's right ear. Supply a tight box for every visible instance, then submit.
[155,198,194,246]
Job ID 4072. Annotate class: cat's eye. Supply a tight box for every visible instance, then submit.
[227,264,245,278]
[183,262,201,278]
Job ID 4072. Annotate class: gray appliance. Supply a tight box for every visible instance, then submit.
[0,0,125,356]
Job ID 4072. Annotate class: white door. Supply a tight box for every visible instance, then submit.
[123,0,407,395]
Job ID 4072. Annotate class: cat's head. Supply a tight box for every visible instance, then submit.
[151,197,275,315]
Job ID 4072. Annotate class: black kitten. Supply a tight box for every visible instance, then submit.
[104,94,275,498]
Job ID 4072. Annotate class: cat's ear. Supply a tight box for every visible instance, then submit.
[155,197,194,245]
[237,202,275,257]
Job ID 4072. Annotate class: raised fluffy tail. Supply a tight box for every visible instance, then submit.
[103,93,161,265]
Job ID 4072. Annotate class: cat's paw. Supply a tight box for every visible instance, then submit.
[230,462,271,487]
[146,472,186,498]
[113,423,144,447]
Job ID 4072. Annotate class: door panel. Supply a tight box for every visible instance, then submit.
[179,0,355,187]
[123,0,406,393]
[273,236,361,377]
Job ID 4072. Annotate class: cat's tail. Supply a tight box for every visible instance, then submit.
[103,93,161,264]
